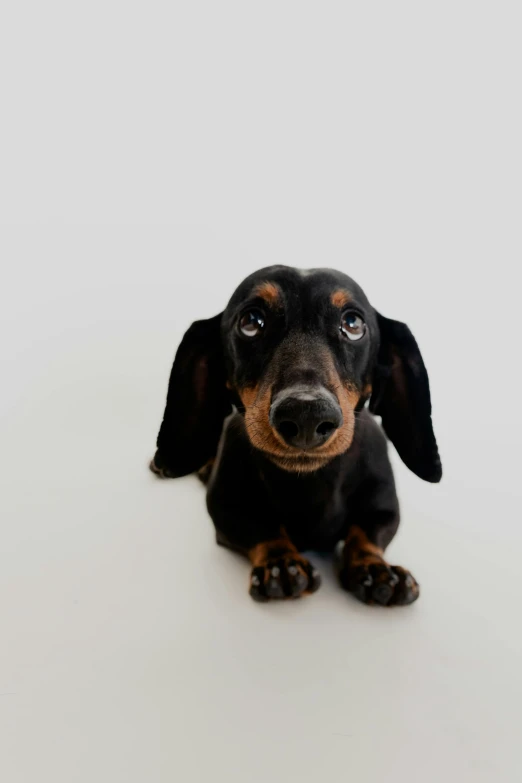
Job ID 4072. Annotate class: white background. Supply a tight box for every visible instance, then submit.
[1,3,521,781]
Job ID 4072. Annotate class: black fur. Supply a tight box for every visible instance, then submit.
[151,266,441,605]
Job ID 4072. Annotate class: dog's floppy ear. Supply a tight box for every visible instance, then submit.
[369,312,442,483]
[152,313,232,478]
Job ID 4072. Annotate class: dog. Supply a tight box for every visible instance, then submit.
[150,266,441,605]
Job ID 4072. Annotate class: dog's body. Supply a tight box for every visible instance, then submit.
[151,266,441,605]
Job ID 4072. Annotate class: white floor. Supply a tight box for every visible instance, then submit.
[1,229,521,782]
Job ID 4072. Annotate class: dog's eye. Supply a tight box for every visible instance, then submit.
[341,311,366,341]
[239,309,265,338]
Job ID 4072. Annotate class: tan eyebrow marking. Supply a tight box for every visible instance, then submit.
[331,289,353,308]
[253,281,282,307]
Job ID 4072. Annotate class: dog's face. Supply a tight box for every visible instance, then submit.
[156,265,441,483]
[221,267,378,472]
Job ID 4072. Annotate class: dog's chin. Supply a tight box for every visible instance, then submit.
[264,452,334,473]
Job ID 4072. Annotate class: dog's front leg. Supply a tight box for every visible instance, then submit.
[208,417,321,602]
[215,525,321,603]
[338,524,420,606]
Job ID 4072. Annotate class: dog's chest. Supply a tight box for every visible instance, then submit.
[265,472,350,551]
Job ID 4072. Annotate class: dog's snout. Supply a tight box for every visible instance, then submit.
[270,389,343,450]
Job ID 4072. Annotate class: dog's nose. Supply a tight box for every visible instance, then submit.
[270,390,343,450]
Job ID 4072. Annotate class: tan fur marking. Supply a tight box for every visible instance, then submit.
[253,281,281,307]
[345,526,385,565]
[249,535,297,566]
[331,289,353,309]
[238,385,260,409]
[197,458,215,484]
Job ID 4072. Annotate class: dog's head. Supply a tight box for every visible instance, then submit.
[156,266,441,482]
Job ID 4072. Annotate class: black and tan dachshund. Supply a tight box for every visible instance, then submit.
[150,266,441,606]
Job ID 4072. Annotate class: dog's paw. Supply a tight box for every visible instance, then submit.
[149,457,176,479]
[340,562,419,606]
[249,553,321,602]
